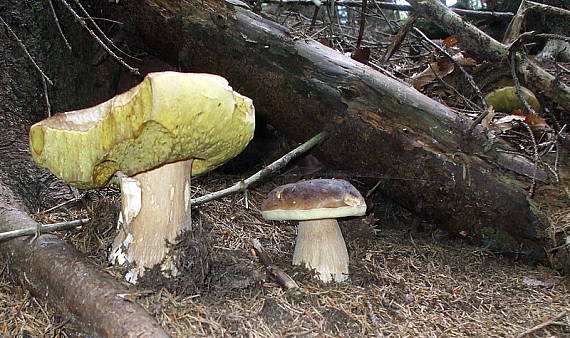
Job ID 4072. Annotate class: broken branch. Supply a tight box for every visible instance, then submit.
[0,218,90,242]
[191,131,327,206]
[252,238,302,297]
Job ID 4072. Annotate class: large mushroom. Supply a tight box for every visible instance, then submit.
[261,179,366,283]
[29,71,255,283]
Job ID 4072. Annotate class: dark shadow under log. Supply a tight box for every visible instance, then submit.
[83,0,567,266]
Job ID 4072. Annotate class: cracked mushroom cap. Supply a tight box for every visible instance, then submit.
[261,179,367,221]
[29,72,255,189]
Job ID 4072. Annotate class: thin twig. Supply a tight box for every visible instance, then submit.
[48,0,72,50]
[467,109,490,134]
[58,0,140,75]
[0,218,91,242]
[191,132,327,206]
[71,0,139,60]
[39,192,85,214]
[516,308,570,337]
[508,49,536,115]
[0,16,54,85]
[32,297,53,333]
[41,76,52,117]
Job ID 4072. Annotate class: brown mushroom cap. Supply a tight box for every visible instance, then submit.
[261,179,366,221]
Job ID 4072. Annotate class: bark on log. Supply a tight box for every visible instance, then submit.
[83,0,566,265]
[0,182,169,337]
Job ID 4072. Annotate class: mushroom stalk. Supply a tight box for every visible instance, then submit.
[110,159,193,283]
[293,219,349,283]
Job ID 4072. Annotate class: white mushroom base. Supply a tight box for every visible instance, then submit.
[109,160,192,284]
[293,219,349,283]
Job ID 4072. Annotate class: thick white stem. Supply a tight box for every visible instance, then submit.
[292,219,349,283]
[110,160,193,283]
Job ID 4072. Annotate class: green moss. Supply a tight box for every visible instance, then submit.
[480,226,517,251]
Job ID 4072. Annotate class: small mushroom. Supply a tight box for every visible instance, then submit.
[261,179,366,283]
[29,71,255,283]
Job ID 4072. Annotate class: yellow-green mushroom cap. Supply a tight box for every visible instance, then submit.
[484,86,541,113]
[29,72,255,189]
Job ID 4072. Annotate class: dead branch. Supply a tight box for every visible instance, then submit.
[0,182,168,337]
[503,0,528,44]
[0,218,90,242]
[526,1,570,17]
[252,239,303,298]
[355,0,367,49]
[191,132,327,206]
[262,0,514,20]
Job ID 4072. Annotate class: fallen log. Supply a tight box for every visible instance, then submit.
[0,182,169,337]
[83,0,567,267]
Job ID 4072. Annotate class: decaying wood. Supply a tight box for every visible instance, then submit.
[0,182,169,337]
[538,39,570,62]
[503,0,529,44]
[84,0,567,266]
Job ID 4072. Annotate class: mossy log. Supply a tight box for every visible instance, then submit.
[83,0,568,266]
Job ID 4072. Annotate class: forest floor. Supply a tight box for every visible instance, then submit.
[1,2,570,337]
[1,169,569,337]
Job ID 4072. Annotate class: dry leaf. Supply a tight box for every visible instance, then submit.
[452,52,477,67]
[443,36,458,48]
[511,110,549,137]
[351,47,371,65]
[494,114,525,132]
[411,58,454,89]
